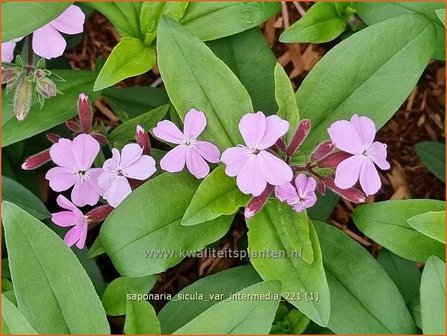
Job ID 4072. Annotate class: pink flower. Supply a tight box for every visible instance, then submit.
[327,114,390,195]
[275,174,317,212]
[1,39,21,63]
[45,134,102,207]
[153,109,220,179]
[221,112,293,196]
[33,5,85,59]
[98,144,156,207]
[51,195,88,249]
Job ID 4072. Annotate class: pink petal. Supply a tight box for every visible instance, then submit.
[195,141,220,163]
[56,194,83,216]
[50,5,85,35]
[123,155,156,180]
[102,175,132,208]
[2,41,16,63]
[183,109,206,139]
[98,171,115,193]
[86,168,104,195]
[221,146,252,177]
[258,115,290,149]
[71,179,101,207]
[185,148,210,179]
[295,174,317,198]
[275,182,298,203]
[32,24,66,59]
[52,211,78,227]
[160,145,187,173]
[359,158,382,196]
[120,143,143,168]
[75,224,88,249]
[367,142,390,170]
[239,112,266,148]
[334,155,365,189]
[103,149,121,172]
[45,167,76,192]
[350,114,376,148]
[153,120,184,144]
[64,225,84,247]
[72,134,100,170]
[258,150,293,186]
[327,120,365,154]
[49,138,76,169]
[236,155,266,196]
[302,193,317,209]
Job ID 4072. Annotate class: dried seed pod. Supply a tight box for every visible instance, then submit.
[14,75,33,121]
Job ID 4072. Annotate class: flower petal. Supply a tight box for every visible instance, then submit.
[153,120,184,144]
[295,174,317,198]
[2,41,16,63]
[195,141,220,163]
[367,141,390,170]
[334,155,365,189]
[183,109,206,139]
[327,120,365,154]
[55,194,83,217]
[72,134,100,170]
[75,224,88,249]
[32,24,66,59]
[275,182,298,203]
[45,167,76,192]
[360,158,382,196]
[50,5,85,35]
[64,225,84,247]
[49,138,76,169]
[186,148,210,179]
[236,155,266,196]
[258,115,289,149]
[52,211,78,227]
[120,143,143,168]
[350,114,376,148]
[239,112,266,148]
[103,148,120,172]
[102,175,132,208]
[160,145,187,173]
[71,179,101,207]
[123,155,156,180]
[221,146,251,177]
[258,150,293,186]
[98,171,115,193]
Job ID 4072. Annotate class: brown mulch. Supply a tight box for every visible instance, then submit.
[63,4,445,311]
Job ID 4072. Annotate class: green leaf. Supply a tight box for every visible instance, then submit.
[2,2,72,41]
[274,63,300,143]
[408,298,422,329]
[296,14,435,152]
[2,202,110,334]
[100,172,233,276]
[420,256,446,334]
[157,17,253,150]
[172,281,281,334]
[307,191,339,222]
[353,200,445,262]
[181,2,280,41]
[158,265,262,333]
[247,200,330,326]
[102,276,157,316]
[109,104,169,146]
[415,141,445,182]
[208,28,277,113]
[124,288,161,334]
[314,221,416,334]
[436,9,446,26]
[94,38,155,91]
[354,2,445,60]
[280,2,347,43]
[377,249,421,304]
[2,70,99,147]
[182,166,250,226]
[2,175,49,220]
[103,86,169,118]
[408,211,446,244]
[2,294,38,335]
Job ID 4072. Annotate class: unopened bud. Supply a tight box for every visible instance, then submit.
[244,184,274,219]
[78,93,92,133]
[46,133,61,144]
[276,138,286,152]
[35,76,57,98]
[323,177,366,203]
[14,76,32,121]
[65,119,81,132]
[90,132,108,145]
[86,204,114,226]
[317,151,351,168]
[317,180,326,195]
[21,149,51,170]
[311,140,335,162]
[286,119,311,156]
[135,125,151,155]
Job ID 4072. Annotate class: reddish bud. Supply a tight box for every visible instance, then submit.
[46,133,61,144]
[317,180,326,195]
[244,184,274,219]
[90,132,108,145]
[21,149,51,170]
[276,138,286,152]
[317,151,351,168]
[86,204,114,226]
[135,125,151,155]
[323,177,366,203]
[65,119,81,132]
[311,140,335,162]
[286,119,311,155]
[78,93,92,133]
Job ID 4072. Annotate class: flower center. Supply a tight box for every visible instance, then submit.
[76,170,90,182]
[182,136,197,147]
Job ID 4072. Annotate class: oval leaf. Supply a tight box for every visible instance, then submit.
[124,288,161,335]
[415,141,446,182]
[2,294,37,335]
[408,210,446,244]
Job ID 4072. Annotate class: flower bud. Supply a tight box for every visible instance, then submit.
[14,76,33,121]
[90,132,108,145]
[65,119,81,132]
[78,93,92,133]
[21,149,51,170]
[317,151,351,168]
[276,138,286,152]
[35,75,57,98]
[244,185,274,219]
[46,133,61,144]
[86,204,114,225]
[311,140,335,162]
[322,177,366,203]
[135,125,151,155]
[317,180,326,195]
[286,119,311,156]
